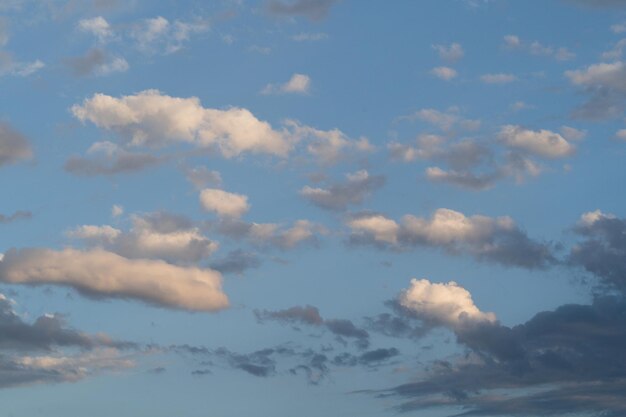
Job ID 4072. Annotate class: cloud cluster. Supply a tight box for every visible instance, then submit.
[71,90,372,166]
[67,211,219,264]
[347,208,555,268]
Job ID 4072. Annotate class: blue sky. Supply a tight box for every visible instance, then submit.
[1,0,626,416]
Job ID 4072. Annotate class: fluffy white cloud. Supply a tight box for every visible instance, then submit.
[200,188,250,218]
[347,215,400,245]
[430,66,457,80]
[499,125,575,158]
[72,90,293,157]
[262,73,311,94]
[0,248,228,311]
[398,278,496,328]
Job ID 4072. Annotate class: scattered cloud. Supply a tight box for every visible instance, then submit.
[261,73,311,95]
[347,208,556,269]
[430,66,457,80]
[300,170,385,211]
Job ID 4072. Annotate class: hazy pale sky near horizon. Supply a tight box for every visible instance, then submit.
[1,0,626,416]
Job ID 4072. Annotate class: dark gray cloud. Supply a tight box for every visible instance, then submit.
[376,291,626,416]
[300,170,386,211]
[265,0,340,21]
[256,305,370,348]
[0,210,31,224]
[209,250,261,275]
[0,122,32,167]
[569,211,626,292]
[0,294,126,351]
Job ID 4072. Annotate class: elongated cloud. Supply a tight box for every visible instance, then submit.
[0,248,228,311]
[348,208,555,268]
[262,73,311,94]
[71,90,293,157]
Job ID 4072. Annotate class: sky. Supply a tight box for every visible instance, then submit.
[1,0,626,416]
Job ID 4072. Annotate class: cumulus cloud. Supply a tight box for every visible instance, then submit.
[398,279,496,328]
[498,125,575,158]
[265,0,340,21]
[200,188,250,218]
[0,122,32,167]
[71,90,293,158]
[300,170,385,211]
[262,73,311,95]
[348,208,555,269]
[0,248,228,311]
[71,90,371,165]
[68,211,219,265]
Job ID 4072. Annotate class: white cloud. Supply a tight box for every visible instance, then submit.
[68,212,218,265]
[432,43,464,62]
[503,35,575,61]
[0,248,228,311]
[347,215,400,245]
[398,278,496,328]
[430,66,457,80]
[560,126,587,141]
[616,129,626,140]
[262,73,311,95]
[71,90,294,158]
[78,16,113,42]
[200,188,249,218]
[480,73,517,84]
[499,125,575,158]
[566,61,626,92]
